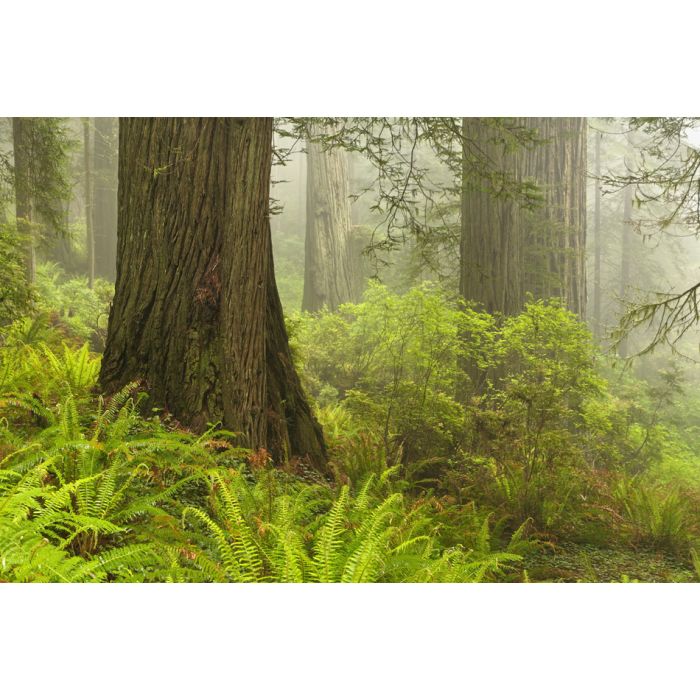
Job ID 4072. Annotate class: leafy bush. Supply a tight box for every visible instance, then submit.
[297,286,612,533]
[0,262,113,352]
[295,281,494,464]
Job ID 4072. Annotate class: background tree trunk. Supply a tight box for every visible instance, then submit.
[593,129,602,339]
[100,117,326,468]
[82,118,95,288]
[460,117,587,316]
[618,182,634,358]
[519,117,587,316]
[302,122,358,312]
[460,117,523,315]
[92,117,118,281]
[12,118,34,284]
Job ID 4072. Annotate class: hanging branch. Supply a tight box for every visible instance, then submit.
[278,117,544,277]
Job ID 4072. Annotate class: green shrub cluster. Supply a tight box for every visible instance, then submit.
[294,282,700,568]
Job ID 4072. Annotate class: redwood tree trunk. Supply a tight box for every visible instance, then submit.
[460,117,587,316]
[460,117,523,315]
[519,117,587,316]
[93,117,118,281]
[12,118,35,284]
[100,117,326,468]
[302,122,358,312]
[593,130,602,339]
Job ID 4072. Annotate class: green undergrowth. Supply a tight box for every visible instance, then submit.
[521,543,695,583]
[0,342,526,582]
[1,271,700,582]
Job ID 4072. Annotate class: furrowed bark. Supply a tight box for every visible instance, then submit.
[100,117,326,468]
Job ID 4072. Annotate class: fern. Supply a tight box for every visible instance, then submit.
[313,485,350,582]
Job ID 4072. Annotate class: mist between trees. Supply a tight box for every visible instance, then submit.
[1,116,700,583]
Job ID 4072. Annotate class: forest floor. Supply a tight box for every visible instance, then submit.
[520,542,695,582]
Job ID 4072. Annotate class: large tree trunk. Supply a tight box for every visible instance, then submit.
[460,118,524,315]
[92,117,118,281]
[302,123,358,312]
[100,117,326,468]
[519,118,587,316]
[12,118,35,284]
[460,117,588,316]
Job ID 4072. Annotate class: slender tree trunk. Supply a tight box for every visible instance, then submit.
[297,150,305,234]
[302,123,358,312]
[92,117,118,281]
[460,117,587,316]
[593,130,602,340]
[100,118,326,468]
[618,182,633,358]
[82,118,95,288]
[348,149,360,226]
[12,118,35,284]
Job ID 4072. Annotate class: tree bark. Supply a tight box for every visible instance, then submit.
[302,123,358,312]
[12,118,35,284]
[460,117,587,316]
[593,130,602,339]
[618,181,634,358]
[100,118,326,468]
[519,117,587,316]
[460,117,523,315]
[92,117,118,281]
[82,118,95,288]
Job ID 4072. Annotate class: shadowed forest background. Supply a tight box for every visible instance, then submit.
[2,116,700,582]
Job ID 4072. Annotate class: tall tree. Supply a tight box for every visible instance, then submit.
[302,122,359,312]
[92,117,118,280]
[82,118,95,288]
[618,182,634,358]
[11,118,72,283]
[100,118,326,468]
[592,129,603,339]
[520,118,587,315]
[460,117,588,315]
[460,118,523,315]
[12,118,34,283]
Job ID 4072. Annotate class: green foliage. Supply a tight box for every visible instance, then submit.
[293,283,700,576]
[691,548,700,581]
[296,281,491,463]
[1,263,113,354]
[297,285,607,531]
[0,388,212,581]
[34,262,113,348]
[0,326,524,582]
[611,474,698,554]
[2,270,699,582]
[13,117,74,240]
[182,466,523,583]
[0,341,100,412]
